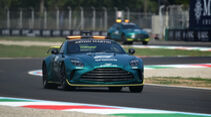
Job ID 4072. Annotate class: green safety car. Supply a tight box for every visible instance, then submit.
[107,21,150,45]
[42,36,144,92]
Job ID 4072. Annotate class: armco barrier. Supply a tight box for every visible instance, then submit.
[166,29,211,42]
[0,29,107,37]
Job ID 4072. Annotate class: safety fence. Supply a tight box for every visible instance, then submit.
[0,7,152,31]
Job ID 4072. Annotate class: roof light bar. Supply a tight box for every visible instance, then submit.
[66,36,82,40]
[124,19,130,23]
[66,36,106,40]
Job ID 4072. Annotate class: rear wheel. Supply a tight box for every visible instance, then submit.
[60,64,75,91]
[129,86,143,93]
[108,87,122,92]
[42,63,57,89]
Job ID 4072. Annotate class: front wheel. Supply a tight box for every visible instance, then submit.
[129,86,144,93]
[142,41,148,45]
[42,63,57,89]
[60,64,75,91]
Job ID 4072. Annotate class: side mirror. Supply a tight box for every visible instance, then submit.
[128,48,135,55]
[51,48,59,55]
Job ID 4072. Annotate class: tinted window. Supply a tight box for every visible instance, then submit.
[122,24,140,29]
[67,40,125,54]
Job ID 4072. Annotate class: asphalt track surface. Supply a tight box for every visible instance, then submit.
[0,57,211,114]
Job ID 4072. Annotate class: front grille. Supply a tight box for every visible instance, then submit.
[136,34,149,39]
[80,68,134,82]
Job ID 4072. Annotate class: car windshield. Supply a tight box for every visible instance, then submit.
[67,40,126,54]
[122,24,140,29]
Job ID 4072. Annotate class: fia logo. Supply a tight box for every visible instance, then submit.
[194,0,203,23]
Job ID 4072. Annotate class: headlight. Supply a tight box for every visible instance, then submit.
[130,59,139,66]
[70,59,84,67]
[131,34,135,38]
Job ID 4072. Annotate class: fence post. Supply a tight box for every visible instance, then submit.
[103,7,107,31]
[30,8,34,29]
[159,5,165,40]
[126,7,130,20]
[6,8,10,29]
[19,8,23,29]
[114,7,118,19]
[80,7,84,30]
[44,8,47,29]
[68,7,72,29]
[91,7,96,30]
[56,7,60,30]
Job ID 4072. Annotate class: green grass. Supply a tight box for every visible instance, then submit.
[0,44,211,58]
[145,77,211,88]
[0,44,49,57]
[0,36,64,42]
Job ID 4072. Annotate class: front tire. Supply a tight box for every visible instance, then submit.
[129,86,144,93]
[42,62,57,89]
[60,64,75,91]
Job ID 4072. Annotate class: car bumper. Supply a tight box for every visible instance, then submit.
[65,66,144,87]
[126,38,150,42]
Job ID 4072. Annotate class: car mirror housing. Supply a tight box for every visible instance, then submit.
[128,48,135,55]
[51,48,59,55]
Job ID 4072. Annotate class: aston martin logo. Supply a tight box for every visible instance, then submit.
[194,0,203,23]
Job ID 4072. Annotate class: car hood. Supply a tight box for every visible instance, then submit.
[69,53,137,67]
[123,29,148,35]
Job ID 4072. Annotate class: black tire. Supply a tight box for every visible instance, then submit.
[142,41,148,45]
[60,64,75,91]
[129,86,144,93]
[108,87,122,92]
[42,63,57,89]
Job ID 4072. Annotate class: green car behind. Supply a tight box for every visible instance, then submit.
[42,36,144,92]
[107,22,150,45]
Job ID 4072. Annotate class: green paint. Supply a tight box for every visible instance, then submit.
[112,113,211,117]
[0,98,33,102]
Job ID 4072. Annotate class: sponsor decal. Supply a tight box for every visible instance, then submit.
[94,55,117,62]
[194,0,203,23]
[99,63,118,67]
[75,40,111,44]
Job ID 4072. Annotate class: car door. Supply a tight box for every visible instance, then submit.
[52,43,65,81]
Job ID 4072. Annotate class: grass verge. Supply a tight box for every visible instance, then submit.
[145,77,211,88]
[0,44,211,58]
[0,44,49,57]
